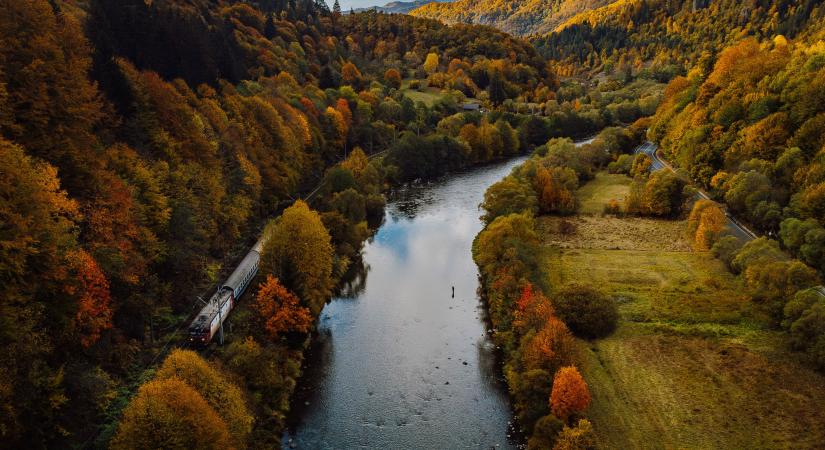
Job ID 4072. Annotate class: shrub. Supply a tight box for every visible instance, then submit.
[711,235,743,270]
[553,419,596,450]
[554,284,618,339]
[603,198,622,216]
[607,154,633,174]
[527,414,565,450]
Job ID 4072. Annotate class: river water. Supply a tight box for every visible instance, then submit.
[282,156,531,449]
[282,138,593,449]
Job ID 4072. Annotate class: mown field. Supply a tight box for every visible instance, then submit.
[539,173,825,449]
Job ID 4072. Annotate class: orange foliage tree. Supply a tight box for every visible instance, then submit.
[550,366,591,422]
[521,317,576,373]
[384,68,402,89]
[688,200,727,251]
[341,62,362,87]
[336,98,353,135]
[535,167,577,215]
[65,249,112,348]
[513,283,556,334]
[253,275,313,339]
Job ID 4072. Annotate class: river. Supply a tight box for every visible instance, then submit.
[278,130,619,448]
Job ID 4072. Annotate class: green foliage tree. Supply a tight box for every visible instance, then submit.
[527,414,565,450]
[554,284,618,339]
[482,178,539,224]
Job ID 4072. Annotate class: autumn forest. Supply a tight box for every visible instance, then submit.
[2,0,825,448]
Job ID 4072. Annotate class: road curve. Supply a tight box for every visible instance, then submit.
[633,142,757,243]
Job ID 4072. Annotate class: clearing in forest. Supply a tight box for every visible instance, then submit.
[539,172,825,449]
[400,79,445,106]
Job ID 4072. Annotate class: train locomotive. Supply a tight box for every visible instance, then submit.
[188,236,267,345]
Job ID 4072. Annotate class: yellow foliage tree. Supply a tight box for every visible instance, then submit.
[260,200,334,314]
[111,378,231,450]
[155,349,253,446]
[553,419,596,450]
[423,52,440,74]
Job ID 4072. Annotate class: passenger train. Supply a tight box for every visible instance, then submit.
[188,236,267,345]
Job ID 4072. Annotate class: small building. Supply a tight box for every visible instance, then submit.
[462,102,480,111]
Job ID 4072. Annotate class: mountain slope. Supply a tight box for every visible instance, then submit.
[534,0,825,78]
[352,0,451,14]
[410,0,616,36]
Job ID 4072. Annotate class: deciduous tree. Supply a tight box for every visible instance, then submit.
[260,201,334,314]
[384,68,402,89]
[522,318,576,373]
[423,52,439,74]
[482,177,538,224]
[554,284,617,339]
[553,418,596,450]
[513,284,556,334]
[111,378,231,450]
[65,249,112,348]
[341,62,362,87]
[687,200,727,251]
[550,366,591,422]
[155,350,252,445]
[253,275,313,339]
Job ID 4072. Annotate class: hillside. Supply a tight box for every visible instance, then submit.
[412,0,825,79]
[352,0,451,14]
[411,0,615,36]
[535,0,825,77]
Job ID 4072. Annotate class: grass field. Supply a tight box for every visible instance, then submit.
[538,171,825,449]
[538,216,689,251]
[576,172,632,215]
[401,89,443,106]
[580,326,825,449]
[399,79,445,106]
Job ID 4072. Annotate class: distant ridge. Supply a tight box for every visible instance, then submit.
[410,0,616,36]
[351,0,452,14]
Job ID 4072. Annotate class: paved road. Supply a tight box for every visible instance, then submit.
[633,142,756,243]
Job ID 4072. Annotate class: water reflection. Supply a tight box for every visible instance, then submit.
[336,258,370,300]
[284,158,528,449]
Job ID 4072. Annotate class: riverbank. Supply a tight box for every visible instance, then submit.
[283,155,530,448]
[473,134,825,448]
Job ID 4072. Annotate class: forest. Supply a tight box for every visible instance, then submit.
[0,0,644,447]
[3,0,825,448]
